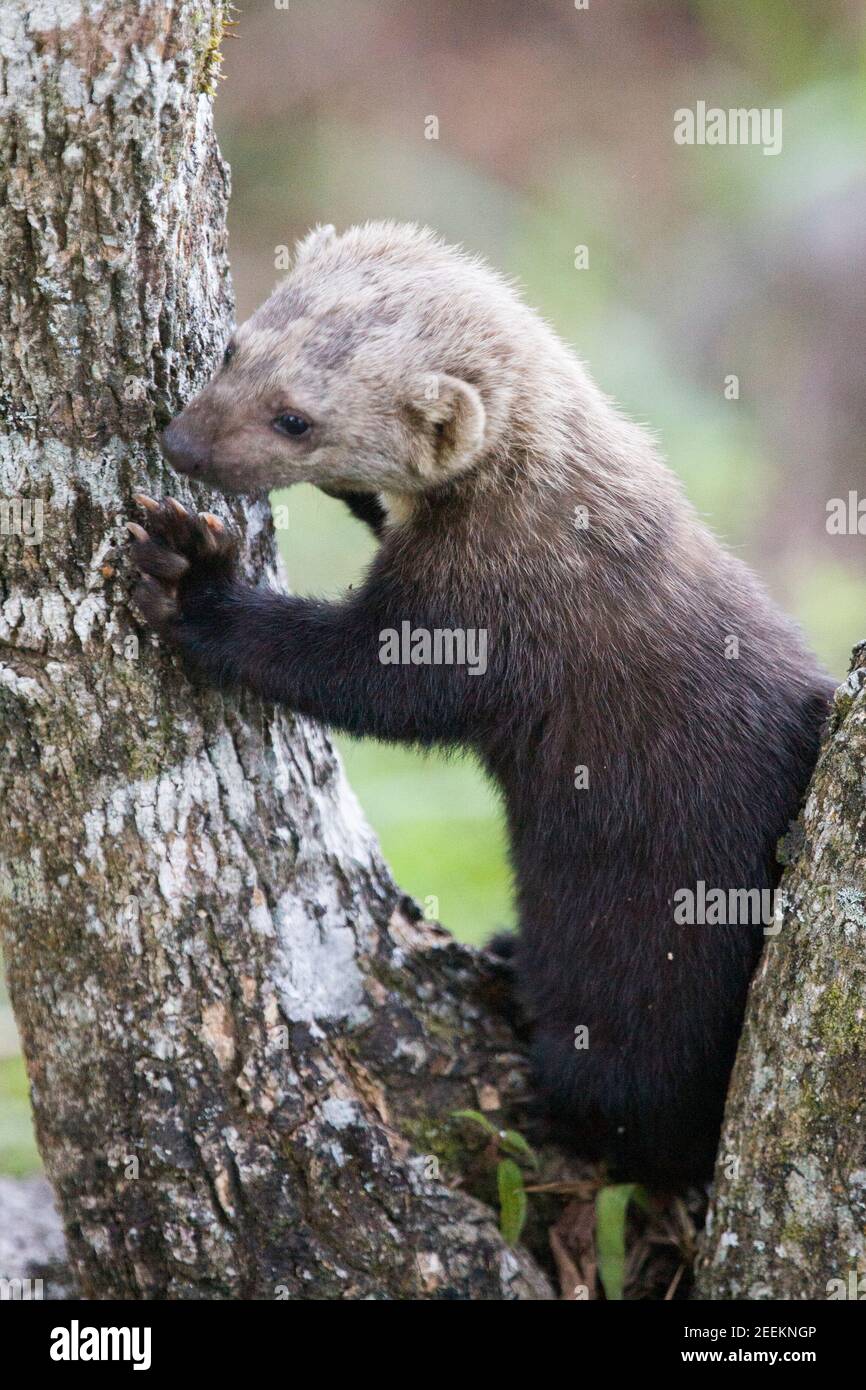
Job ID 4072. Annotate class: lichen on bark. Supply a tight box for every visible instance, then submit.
[0,0,552,1300]
[697,645,866,1300]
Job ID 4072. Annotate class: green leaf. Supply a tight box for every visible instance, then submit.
[497,1158,528,1245]
[498,1129,539,1169]
[629,1183,652,1215]
[450,1108,498,1137]
[595,1183,649,1301]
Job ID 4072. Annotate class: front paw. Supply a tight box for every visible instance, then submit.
[127,494,238,639]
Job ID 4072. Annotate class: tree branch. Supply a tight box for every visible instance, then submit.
[697,646,866,1300]
[0,0,551,1300]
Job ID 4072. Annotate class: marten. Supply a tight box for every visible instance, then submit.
[129,221,834,1185]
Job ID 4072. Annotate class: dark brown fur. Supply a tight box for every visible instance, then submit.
[130,222,834,1184]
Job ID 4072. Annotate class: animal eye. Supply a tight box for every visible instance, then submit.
[273,412,311,437]
[222,341,236,368]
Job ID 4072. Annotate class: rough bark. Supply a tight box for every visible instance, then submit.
[697,647,866,1300]
[0,0,551,1300]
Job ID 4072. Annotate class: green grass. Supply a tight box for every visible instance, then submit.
[338,738,514,943]
[786,559,866,680]
[0,1054,39,1177]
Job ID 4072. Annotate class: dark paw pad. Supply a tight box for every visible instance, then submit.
[127,494,238,634]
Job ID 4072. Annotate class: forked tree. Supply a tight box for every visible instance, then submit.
[0,0,862,1302]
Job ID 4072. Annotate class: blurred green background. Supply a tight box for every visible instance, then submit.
[3,0,866,1175]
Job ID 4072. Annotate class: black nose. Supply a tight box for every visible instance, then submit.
[160,419,211,475]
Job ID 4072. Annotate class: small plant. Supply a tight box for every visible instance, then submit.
[595,1182,651,1300]
[451,1109,538,1245]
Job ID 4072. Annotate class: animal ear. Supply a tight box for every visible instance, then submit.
[294,224,338,264]
[406,374,486,481]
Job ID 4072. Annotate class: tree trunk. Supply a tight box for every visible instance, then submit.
[697,646,866,1300]
[0,0,551,1301]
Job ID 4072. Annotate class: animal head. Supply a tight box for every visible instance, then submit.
[160,221,539,497]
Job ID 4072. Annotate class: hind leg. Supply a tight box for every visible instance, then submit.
[482,930,532,1039]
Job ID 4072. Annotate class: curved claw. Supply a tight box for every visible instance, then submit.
[133,493,160,512]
